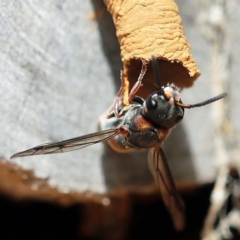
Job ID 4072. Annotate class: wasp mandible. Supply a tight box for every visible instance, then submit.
[11,56,227,231]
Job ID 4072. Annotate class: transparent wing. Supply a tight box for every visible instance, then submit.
[148,148,185,231]
[11,128,120,158]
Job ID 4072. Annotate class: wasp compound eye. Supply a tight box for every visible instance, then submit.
[145,95,158,110]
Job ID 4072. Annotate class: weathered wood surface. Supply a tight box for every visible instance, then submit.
[0,0,239,197]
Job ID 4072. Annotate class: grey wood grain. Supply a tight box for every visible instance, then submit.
[1,0,239,194]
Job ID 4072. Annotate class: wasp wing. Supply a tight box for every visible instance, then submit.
[148,147,185,231]
[11,128,120,158]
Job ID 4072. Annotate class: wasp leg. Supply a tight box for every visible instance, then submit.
[106,70,126,119]
[107,60,148,119]
[128,59,148,101]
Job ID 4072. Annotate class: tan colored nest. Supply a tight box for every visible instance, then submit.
[104,0,200,99]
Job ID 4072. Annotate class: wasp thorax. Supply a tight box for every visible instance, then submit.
[142,87,184,129]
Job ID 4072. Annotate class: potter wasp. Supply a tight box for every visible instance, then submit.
[11,56,226,230]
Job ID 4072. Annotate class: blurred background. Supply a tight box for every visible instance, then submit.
[0,0,239,239]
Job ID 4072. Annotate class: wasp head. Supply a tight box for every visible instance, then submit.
[140,56,227,129]
[142,84,184,129]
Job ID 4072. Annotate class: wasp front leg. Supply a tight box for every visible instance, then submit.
[128,60,148,101]
[106,60,148,119]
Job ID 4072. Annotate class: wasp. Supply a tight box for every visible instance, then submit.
[11,56,227,231]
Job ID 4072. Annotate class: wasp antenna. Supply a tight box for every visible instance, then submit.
[151,56,164,91]
[152,56,161,86]
[176,93,227,109]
